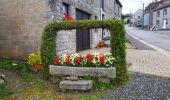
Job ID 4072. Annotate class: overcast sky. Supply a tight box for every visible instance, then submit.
[120,0,158,14]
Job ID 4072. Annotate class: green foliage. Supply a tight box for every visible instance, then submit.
[0,83,5,90]
[21,72,35,82]
[0,60,29,72]
[27,52,42,67]
[121,14,131,20]
[82,76,115,90]
[0,83,15,99]
[40,19,128,83]
[0,60,12,69]
[81,94,100,100]
[35,79,49,89]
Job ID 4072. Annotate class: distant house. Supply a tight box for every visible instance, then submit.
[144,1,161,28]
[124,17,131,24]
[153,0,170,30]
[132,9,143,26]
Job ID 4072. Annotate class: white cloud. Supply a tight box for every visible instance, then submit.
[120,0,155,14]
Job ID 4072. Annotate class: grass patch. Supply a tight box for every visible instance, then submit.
[82,76,116,91]
[81,93,102,100]
[0,83,15,100]
[21,72,35,82]
[0,59,29,72]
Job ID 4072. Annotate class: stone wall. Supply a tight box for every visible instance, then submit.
[54,0,121,55]
[56,30,76,55]
[0,0,50,60]
[52,0,102,54]
[0,0,122,59]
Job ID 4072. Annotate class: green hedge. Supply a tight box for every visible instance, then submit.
[40,19,128,83]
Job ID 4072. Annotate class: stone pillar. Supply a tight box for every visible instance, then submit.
[69,5,76,19]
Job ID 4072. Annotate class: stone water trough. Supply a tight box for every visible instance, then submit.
[49,65,116,90]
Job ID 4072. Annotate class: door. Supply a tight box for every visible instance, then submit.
[163,19,167,29]
[76,9,90,51]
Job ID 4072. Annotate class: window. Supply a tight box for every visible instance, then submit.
[156,20,160,26]
[163,9,167,16]
[62,3,69,15]
[156,11,160,18]
[138,16,140,19]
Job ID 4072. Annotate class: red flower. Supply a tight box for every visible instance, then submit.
[64,13,74,21]
[74,56,82,64]
[86,53,93,62]
[54,57,60,65]
[99,54,105,65]
[34,64,41,72]
[99,40,105,47]
[66,55,71,65]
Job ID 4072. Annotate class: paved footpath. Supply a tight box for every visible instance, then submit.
[78,48,170,78]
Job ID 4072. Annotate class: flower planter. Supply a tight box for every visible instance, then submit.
[50,65,116,90]
[49,65,116,78]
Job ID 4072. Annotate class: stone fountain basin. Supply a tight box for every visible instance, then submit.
[49,65,116,78]
[49,65,116,90]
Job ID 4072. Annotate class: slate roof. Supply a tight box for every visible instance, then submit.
[145,1,161,10]
[154,1,170,11]
[115,0,123,7]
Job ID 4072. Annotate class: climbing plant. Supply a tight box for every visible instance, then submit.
[40,19,128,83]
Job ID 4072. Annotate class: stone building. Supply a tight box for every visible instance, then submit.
[0,0,122,60]
[153,0,170,30]
[131,9,143,27]
[144,1,161,28]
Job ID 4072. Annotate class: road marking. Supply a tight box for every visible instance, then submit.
[127,30,170,57]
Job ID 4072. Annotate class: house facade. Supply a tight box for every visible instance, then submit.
[131,9,143,26]
[144,1,161,28]
[153,0,170,30]
[0,0,122,60]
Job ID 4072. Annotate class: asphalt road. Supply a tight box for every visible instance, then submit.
[126,34,155,50]
[126,26,170,52]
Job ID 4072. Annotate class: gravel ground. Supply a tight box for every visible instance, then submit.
[102,72,170,100]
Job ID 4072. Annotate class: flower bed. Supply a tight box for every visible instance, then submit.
[53,52,115,67]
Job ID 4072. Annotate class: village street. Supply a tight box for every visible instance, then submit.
[126,26,170,54]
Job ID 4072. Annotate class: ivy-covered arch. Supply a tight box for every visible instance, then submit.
[40,19,128,83]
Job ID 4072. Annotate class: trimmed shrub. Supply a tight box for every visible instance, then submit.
[40,19,128,83]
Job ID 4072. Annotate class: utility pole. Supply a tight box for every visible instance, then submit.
[142,3,145,29]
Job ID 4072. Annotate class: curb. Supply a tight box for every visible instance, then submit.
[126,30,170,57]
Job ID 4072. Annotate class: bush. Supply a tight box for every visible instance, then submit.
[0,60,29,72]
[40,19,128,83]
[27,52,42,71]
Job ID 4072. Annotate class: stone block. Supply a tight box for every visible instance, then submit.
[59,80,92,90]
[49,65,116,78]
[98,77,110,83]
